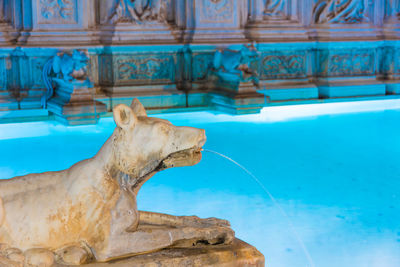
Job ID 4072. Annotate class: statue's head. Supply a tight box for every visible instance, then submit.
[112,99,206,178]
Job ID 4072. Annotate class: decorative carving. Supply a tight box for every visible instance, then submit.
[115,54,175,83]
[192,54,214,81]
[201,0,234,22]
[100,55,113,85]
[0,99,234,264]
[317,49,374,77]
[42,50,90,107]
[209,44,260,93]
[107,0,167,24]
[31,57,49,89]
[261,52,306,79]
[385,0,400,21]
[313,0,367,24]
[264,0,286,19]
[39,0,75,21]
[211,44,260,83]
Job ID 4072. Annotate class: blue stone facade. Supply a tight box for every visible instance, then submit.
[0,0,399,123]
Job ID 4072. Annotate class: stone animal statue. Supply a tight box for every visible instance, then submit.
[42,50,90,108]
[51,50,89,82]
[0,99,234,266]
[211,44,260,85]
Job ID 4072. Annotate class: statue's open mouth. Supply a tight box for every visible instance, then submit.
[161,146,203,169]
[134,146,203,186]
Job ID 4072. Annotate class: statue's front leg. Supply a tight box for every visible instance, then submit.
[139,210,231,228]
[93,210,234,262]
[95,221,234,262]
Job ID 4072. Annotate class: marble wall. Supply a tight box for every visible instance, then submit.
[0,0,400,122]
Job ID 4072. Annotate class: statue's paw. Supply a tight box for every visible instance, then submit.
[0,255,22,267]
[24,248,54,267]
[182,216,231,228]
[56,245,89,265]
[0,246,24,267]
[201,217,231,228]
[172,224,235,248]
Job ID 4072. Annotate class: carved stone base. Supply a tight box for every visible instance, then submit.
[245,23,308,41]
[209,91,266,115]
[209,79,266,114]
[73,239,264,267]
[100,90,188,112]
[309,24,380,41]
[259,84,319,102]
[318,81,386,98]
[386,81,400,95]
[181,29,246,43]
[47,79,106,125]
[24,31,98,46]
[99,25,178,44]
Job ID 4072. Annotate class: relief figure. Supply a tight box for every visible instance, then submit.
[264,0,286,19]
[108,0,167,24]
[313,0,366,24]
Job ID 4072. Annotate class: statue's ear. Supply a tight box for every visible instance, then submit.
[113,104,137,130]
[130,98,147,117]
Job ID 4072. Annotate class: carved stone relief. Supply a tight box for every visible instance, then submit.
[100,55,114,85]
[313,0,368,24]
[192,53,214,81]
[261,51,306,79]
[38,0,77,24]
[264,0,287,19]
[385,0,400,21]
[105,0,168,24]
[30,57,49,89]
[200,0,234,23]
[317,49,375,77]
[115,54,176,83]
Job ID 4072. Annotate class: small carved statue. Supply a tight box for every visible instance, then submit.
[108,0,167,24]
[0,99,234,266]
[211,43,260,86]
[313,0,366,24]
[41,50,90,107]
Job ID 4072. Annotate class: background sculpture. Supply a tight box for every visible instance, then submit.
[42,50,90,108]
[210,44,260,89]
[107,0,167,24]
[264,0,285,19]
[313,0,367,24]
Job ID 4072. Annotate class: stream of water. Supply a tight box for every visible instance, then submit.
[203,148,316,267]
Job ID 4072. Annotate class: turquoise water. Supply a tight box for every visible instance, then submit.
[1,100,400,267]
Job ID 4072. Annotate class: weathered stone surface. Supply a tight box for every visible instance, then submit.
[70,239,264,267]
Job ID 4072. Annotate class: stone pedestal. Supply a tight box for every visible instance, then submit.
[75,239,264,267]
[47,79,106,125]
[210,80,265,114]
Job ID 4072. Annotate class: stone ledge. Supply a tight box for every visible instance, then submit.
[78,239,264,267]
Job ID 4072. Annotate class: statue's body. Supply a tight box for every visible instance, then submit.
[0,99,234,266]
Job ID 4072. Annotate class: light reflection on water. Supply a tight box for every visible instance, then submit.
[1,100,400,267]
